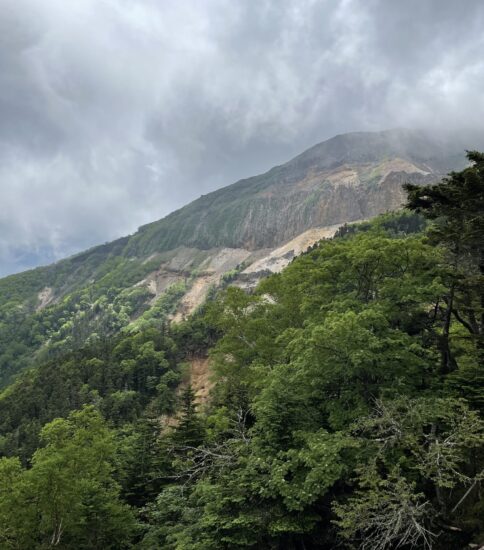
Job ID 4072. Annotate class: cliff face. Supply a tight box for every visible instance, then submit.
[127,128,463,255]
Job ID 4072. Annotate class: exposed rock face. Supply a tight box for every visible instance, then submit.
[23,130,470,319]
[236,224,345,291]
[36,287,54,311]
[129,129,464,256]
[218,163,435,250]
[122,129,468,317]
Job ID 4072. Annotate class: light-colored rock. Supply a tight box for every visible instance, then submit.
[36,287,54,311]
[243,224,344,276]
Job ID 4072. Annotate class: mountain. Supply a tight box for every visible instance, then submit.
[123,127,463,253]
[0,128,467,386]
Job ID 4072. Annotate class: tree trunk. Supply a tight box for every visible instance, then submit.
[440,283,457,374]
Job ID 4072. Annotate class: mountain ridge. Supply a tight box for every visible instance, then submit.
[123,128,465,254]
[0,128,468,386]
[3,127,464,276]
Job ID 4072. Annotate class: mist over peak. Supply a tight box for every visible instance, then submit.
[1,0,484,276]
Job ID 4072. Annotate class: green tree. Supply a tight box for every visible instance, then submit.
[0,406,135,548]
[405,151,484,369]
[335,397,484,549]
[172,386,205,448]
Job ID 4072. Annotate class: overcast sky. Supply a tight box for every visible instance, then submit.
[1,0,484,276]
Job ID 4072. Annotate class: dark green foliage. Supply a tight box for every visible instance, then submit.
[0,154,483,548]
[171,386,205,447]
[0,322,206,461]
[334,210,427,239]
[405,151,484,358]
[137,159,484,548]
[119,413,172,508]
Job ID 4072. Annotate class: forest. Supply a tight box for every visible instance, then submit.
[0,152,483,549]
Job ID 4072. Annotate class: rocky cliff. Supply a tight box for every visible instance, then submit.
[127,128,464,255]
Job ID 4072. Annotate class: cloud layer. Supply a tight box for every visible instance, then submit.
[1,0,484,275]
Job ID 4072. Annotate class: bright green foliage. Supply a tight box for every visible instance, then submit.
[0,407,135,549]
[265,430,358,512]
[0,456,26,547]
[126,282,187,333]
[0,249,164,388]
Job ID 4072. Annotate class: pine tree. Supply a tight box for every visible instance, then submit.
[405,151,484,370]
[120,412,170,507]
[172,385,205,447]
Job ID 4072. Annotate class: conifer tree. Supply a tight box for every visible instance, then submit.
[405,151,484,370]
[172,385,205,448]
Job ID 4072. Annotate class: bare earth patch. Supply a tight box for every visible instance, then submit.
[36,287,54,311]
[188,356,213,406]
[242,223,345,276]
[172,275,219,323]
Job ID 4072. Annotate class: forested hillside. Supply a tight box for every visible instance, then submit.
[0,129,465,388]
[0,152,482,549]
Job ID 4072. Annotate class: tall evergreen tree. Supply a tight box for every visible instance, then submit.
[172,385,205,448]
[405,151,484,370]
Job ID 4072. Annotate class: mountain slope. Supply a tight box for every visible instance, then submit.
[0,128,467,386]
[126,127,463,253]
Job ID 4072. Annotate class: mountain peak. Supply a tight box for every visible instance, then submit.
[289,128,449,172]
[128,128,464,255]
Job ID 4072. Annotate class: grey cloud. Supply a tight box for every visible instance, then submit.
[1,0,484,276]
